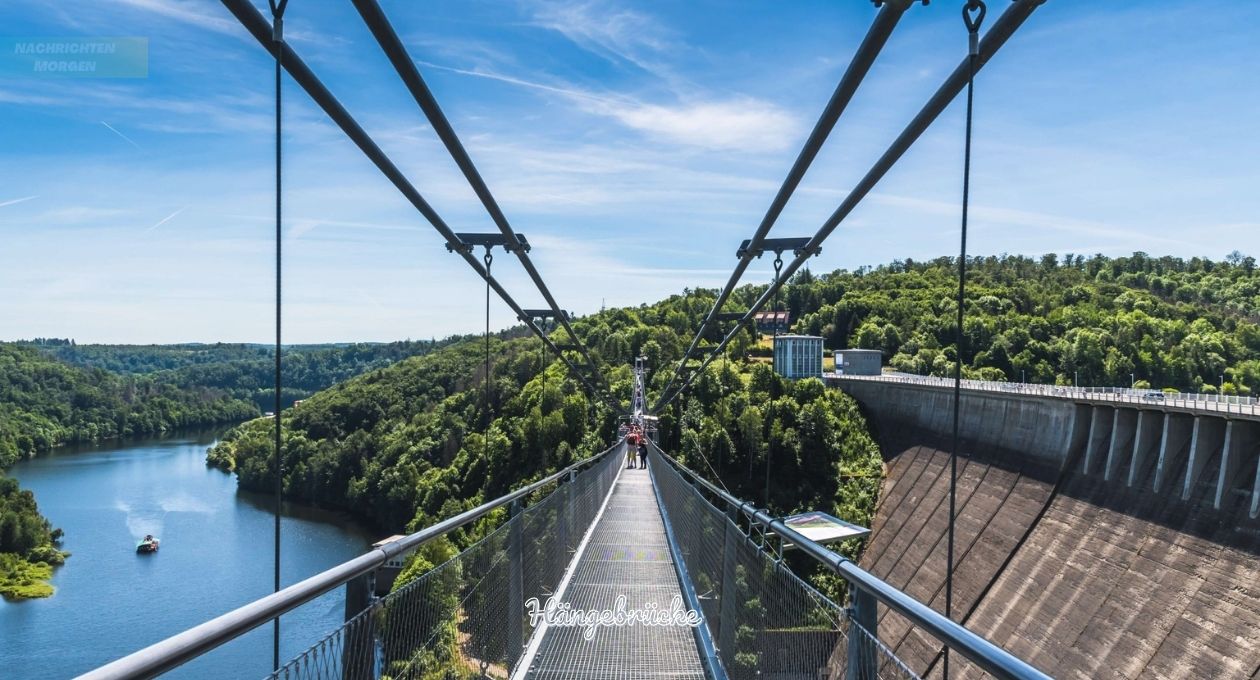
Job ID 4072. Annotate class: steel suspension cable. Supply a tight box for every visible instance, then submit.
[656,0,918,403]
[654,0,1046,412]
[484,249,493,464]
[217,0,614,410]
[946,3,986,677]
[265,0,289,672]
[350,0,609,395]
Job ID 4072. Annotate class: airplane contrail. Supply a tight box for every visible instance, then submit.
[101,121,142,150]
[146,206,187,232]
[0,195,38,208]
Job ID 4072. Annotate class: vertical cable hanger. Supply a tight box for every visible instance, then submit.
[481,248,491,468]
[947,2,985,678]
[266,0,289,672]
[484,246,493,457]
[764,253,785,509]
[447,233,525,466]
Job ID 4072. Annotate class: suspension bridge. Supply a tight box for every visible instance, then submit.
[65,0,1260,678]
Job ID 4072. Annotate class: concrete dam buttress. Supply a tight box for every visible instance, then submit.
[830,377,1260,679]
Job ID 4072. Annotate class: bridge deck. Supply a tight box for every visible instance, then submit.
[523,465,704,679]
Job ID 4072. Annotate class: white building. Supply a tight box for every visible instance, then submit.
[835,349,882,376]
[773,335,823,379]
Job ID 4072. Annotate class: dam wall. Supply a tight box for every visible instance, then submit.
[829,376,1260,679]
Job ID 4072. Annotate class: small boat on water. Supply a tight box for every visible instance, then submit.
[136,535,160,554]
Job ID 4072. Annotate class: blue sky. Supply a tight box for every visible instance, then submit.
[1,0,1257,343]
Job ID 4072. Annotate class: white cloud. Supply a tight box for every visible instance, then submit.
[106,0,240,37]
[0,196,38,209]
[102,0,335,45]
[421,62,797,152]
[523,233,732,312]
[529,0,676,79]
[602,99,797,152]
[37,206,135,224]
[867,192,1199,250]
[101,121,143,149]
[146,206,187,232]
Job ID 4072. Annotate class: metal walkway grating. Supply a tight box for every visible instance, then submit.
[523,466,706,679]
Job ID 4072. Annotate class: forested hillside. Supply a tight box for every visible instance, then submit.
[788,252,1260,392]
[0,339,453,598]
[208,336,615,531]
[0,477,65,599]
[0,343,258,466]
[207,251,1260,610]
[13,251,1252,601]
[24,338,459,412]
[0,344,255,597]
[207,294,886,568]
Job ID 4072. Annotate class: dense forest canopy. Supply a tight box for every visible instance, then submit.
[0,475,66,598]
[22,338,462,412]
[0,343,258,467]
[208,336,613,532]
[208,289,886,576]
[7,250,1257,602]
[0,337,466,597]
[211,251,1260,545]
[786,251,1260,393]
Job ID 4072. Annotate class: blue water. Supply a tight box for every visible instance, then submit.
[0,431,375,679]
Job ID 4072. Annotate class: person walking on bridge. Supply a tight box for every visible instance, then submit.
[637,441,648,469]
[626,431,639,468]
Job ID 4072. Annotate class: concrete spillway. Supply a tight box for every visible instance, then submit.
[833,378,1260,679]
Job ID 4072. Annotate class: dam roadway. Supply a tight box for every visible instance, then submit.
[830,374,1260,679]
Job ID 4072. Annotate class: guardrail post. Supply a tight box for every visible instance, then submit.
[564,469,576,552]
[718,508,740,663]
[846,587,877,680]
[341,573,375,680]
[507,498,524,668]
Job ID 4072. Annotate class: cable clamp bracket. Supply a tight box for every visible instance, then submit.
[963,0,987,56]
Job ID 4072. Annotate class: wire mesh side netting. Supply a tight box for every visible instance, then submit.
[268,448,623,680]
[649,453,920,680]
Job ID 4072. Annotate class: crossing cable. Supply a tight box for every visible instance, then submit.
[946,3,986,677]
[266,0,289,672]
[217,0,615,410]
[654,0,1046,412]
[656,0,921,405]
[350,0,610,395]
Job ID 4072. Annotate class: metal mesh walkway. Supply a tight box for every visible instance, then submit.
[522,465,706,679]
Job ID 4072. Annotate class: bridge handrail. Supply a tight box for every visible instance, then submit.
[76,442,624,680]
[827,371,1258,416]
[651,443,1051,680]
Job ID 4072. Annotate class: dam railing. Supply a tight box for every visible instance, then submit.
[829,372,1259,416]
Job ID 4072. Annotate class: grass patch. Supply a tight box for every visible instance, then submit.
[0,552,56,600]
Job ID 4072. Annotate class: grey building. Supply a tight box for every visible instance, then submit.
[774,334,823,379]
[834,349,882,376]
